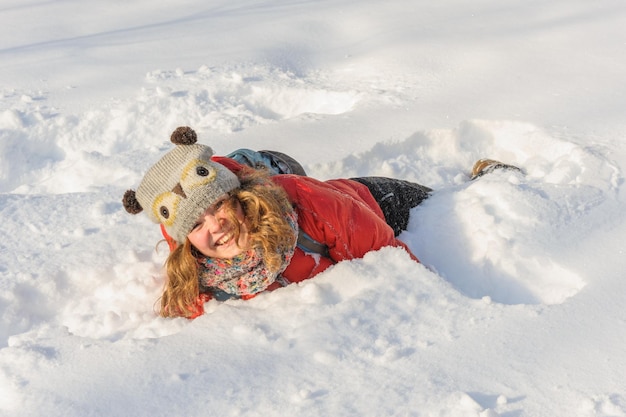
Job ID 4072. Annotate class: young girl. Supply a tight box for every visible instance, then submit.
[123,126,518,318]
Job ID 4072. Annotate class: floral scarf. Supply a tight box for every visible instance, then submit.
[197,210,298,300]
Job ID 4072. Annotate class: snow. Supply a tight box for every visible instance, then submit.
[1,0,626,416]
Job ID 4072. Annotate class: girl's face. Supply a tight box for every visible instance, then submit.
[187,195,249,259]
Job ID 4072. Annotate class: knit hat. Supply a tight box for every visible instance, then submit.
[123,126,241,243]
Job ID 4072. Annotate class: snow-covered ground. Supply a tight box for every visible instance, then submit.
[1,1,626,416]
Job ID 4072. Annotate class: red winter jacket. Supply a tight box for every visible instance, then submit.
[273,174,417,282]
[161,156,418,316]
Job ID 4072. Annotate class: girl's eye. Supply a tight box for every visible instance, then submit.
[213,198,227,211]
[192,222,201,230]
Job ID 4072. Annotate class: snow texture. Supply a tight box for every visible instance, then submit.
[1,1,626,416]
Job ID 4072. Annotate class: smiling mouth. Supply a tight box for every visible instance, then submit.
[215,232,234,246]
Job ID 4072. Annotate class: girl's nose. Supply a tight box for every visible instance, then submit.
[203,212,226,234]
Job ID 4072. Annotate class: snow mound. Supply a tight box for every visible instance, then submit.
[144,65,361,128]
[0,64,360,194]
[312,120,621,305]
[311,120,621,193]
[1,116,619,351]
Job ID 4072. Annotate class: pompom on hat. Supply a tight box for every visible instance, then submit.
[123,126,240,243]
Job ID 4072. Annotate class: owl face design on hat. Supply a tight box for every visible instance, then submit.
[123,126,241,243]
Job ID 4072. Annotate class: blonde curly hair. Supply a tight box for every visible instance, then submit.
[159,168,297,318]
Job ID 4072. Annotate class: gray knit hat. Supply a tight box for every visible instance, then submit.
[123,126,241,243]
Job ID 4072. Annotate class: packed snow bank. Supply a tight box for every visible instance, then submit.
[0,249,477,416]
[1,241,624,416]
